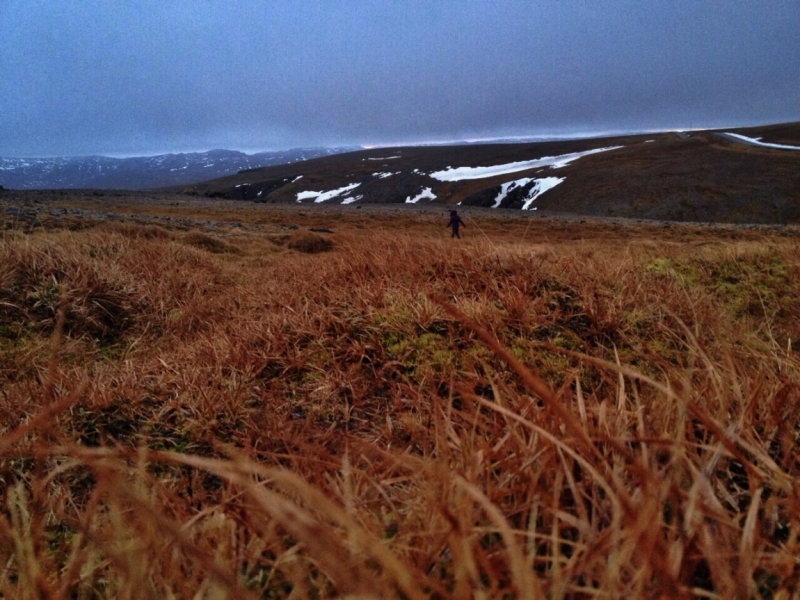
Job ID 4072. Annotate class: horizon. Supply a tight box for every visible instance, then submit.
[2,119,796,160]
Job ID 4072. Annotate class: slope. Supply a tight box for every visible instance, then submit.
[187,124,800,224]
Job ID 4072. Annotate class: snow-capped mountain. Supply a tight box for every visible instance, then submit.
[0,148,354,190]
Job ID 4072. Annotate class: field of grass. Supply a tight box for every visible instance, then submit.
[1,202,800,598]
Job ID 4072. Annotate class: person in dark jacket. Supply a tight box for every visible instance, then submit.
[447,209,465,238]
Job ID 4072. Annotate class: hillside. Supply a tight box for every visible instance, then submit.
[188,123,800,224]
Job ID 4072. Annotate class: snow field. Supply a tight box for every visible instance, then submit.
[427,146,622,181]
[297,182,361,203]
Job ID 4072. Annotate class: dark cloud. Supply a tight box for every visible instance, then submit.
[1,0,798,156]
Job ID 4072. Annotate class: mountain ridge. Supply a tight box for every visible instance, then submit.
[0,147,356,190]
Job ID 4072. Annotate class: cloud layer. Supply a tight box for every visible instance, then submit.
[1,1,798,156]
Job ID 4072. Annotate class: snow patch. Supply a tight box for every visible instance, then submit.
[723,132,800,150]
[373,172,394,179]
[428,146,622,181]
[405,187,437,204]
[366,156,400,160]
[520,177,565,210]
[292,175,303,183]
[492,178,533,208]
[297,183,361,203]
[341,194,363,205]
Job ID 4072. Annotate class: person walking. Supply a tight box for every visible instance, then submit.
[447,209,465,239]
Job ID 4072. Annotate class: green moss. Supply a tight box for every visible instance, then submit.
[551,329,583,351]
[537,349,573,376]
[643,257,700,284]
[510,345,529,361]
[643,252,797,331]
[645,337,683,366]
[621,308,654,336]
[384,330,455,379]
[708,253,792,317]
[465,343,494,362]
[166,308,184,322]
[385,331,413,359]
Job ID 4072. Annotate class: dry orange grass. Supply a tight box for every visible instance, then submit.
[1,212,799,599]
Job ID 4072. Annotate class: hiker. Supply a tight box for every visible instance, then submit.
[447,209,465,239]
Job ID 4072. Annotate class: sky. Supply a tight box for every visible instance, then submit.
[1,1,799,157]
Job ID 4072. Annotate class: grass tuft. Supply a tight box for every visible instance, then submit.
[182,231,243,254]
[285,231,335,253]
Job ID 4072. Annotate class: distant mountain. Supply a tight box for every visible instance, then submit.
[0,148,355,190]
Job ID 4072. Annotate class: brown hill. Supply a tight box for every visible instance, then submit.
[183,122,800,224]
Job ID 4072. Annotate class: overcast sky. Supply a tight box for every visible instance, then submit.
[1,1,798,157]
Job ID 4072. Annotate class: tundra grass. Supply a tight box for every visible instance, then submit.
[1,213,799,599]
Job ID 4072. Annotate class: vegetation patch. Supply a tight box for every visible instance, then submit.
[181,231,243,254]
[285,231,334,253]
[99,220,172,240]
